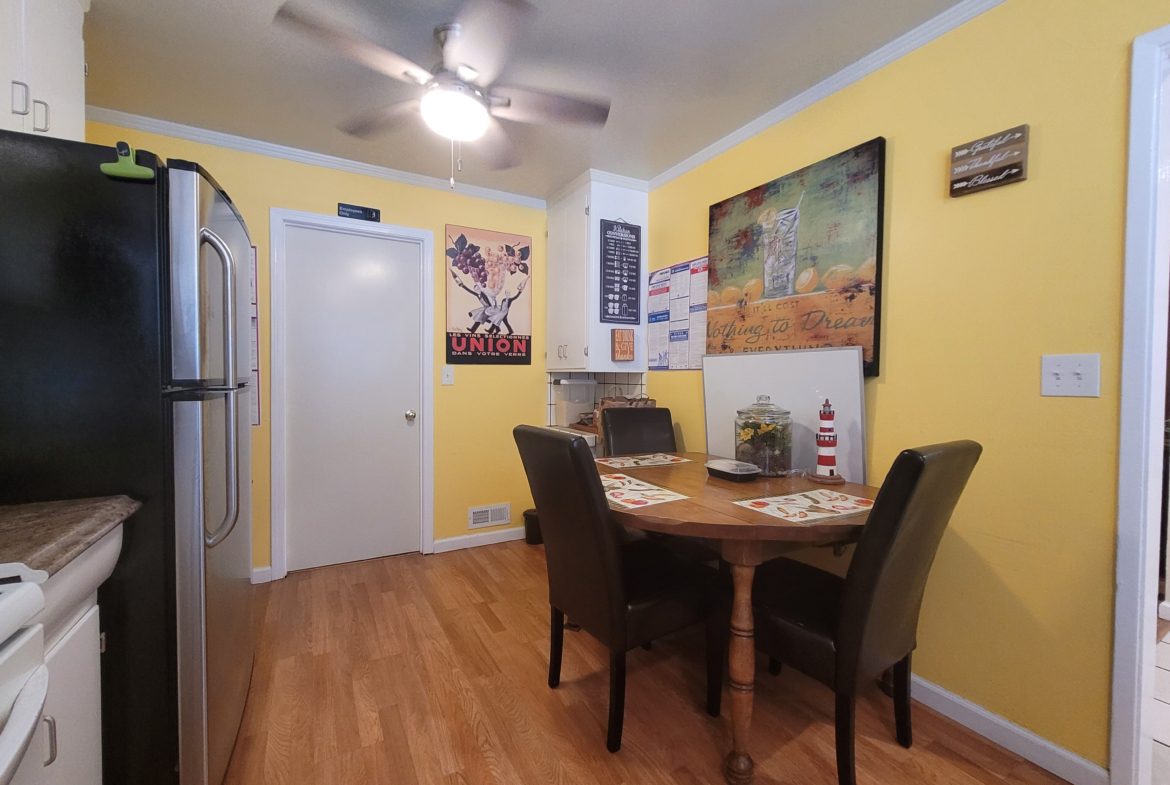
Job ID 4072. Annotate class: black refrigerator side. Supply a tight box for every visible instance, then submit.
[0,131,180,784]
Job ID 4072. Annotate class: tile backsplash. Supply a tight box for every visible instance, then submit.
[547,372,648,426]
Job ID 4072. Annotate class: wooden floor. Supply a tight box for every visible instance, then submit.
[225,541,1068,785]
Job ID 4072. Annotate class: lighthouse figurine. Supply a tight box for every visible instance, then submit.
[811,398,846,484]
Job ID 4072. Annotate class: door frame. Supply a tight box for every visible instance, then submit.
[1113,23,1170,785]
[269,208,435,580]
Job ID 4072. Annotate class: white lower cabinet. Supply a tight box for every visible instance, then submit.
[11,604,102,785]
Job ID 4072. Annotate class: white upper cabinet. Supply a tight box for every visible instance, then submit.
[1,0,87,140]
[546,172,649,372]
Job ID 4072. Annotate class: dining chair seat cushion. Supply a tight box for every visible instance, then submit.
[752,557,843,688]
[622,539,720,649]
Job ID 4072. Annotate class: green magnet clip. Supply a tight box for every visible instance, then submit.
[100,141,155,180]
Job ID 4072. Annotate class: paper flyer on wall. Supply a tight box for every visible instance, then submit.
[249,245,261,427]
[647,268,671,370]
[647,257,707,370]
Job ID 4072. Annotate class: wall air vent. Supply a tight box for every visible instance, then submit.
[468,503,511,529]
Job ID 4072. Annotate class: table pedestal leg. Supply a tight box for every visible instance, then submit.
[723,562,756,785]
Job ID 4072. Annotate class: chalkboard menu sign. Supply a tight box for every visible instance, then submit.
[599,219,641,324]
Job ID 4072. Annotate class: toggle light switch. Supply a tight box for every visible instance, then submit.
[1041,353,1100,397]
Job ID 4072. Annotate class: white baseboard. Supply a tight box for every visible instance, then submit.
[911,675,1108,785]
[433,527,526,553]
[251,566,273,584]
[1160,600,1170,621]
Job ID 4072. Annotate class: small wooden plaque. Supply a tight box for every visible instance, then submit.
[611,329,635,362]
[949,124,1028,197]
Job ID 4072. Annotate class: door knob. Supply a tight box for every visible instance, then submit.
[404,410,417,422]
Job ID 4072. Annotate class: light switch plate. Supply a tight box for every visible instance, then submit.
[441,366,455,386]
[1041,353,1100,397]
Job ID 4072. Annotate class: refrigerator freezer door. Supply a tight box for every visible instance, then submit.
[173,387,254,785]
[169,164,253,388]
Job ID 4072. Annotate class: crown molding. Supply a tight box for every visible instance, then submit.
[547,168,650,204]
[85,106,547,210]
[647,0,1006,190]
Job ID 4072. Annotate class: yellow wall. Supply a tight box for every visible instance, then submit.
[87,121,545,564]
[648,0,1170,766]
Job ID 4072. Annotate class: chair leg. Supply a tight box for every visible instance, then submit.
[893,653,913,748]
[548,608,564,688]
[835,693,857,785]
[607,651,627,752]
[705,612,723,717]
[767,657,782,676]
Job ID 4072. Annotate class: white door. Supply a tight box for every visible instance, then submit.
[284,224,423,571]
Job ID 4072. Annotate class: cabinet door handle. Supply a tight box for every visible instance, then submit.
[10,81,29,115]
[583,346,589,357]
[32,100,49,132]
[42,715,57,766]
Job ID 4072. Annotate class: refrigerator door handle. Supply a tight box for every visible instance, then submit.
[199,228,239,547]
[205,391,239,547]
[199,227,237,388]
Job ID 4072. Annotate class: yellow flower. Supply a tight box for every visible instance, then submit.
[759,422,776,433]
[738,428,754,442]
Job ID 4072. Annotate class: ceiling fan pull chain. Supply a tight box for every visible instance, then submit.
[449,138,456,189]
[458,140,464,173]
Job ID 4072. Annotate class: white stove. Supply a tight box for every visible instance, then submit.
[0,583,46,785]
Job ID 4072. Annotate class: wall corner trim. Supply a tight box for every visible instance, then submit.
[85,106,547,210]
[432,527,526,553]
[646,0,1006,190]
[911,675,1108,785]
[250,567,273,585]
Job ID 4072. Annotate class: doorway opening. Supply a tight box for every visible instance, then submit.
[269,209,435,578]
[1113,22,1170,785]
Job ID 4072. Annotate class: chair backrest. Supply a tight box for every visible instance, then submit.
[835,440,982,691]
[601,407,676,456]
[513,425,625,646]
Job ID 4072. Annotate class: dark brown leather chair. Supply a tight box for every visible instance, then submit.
[752,440,982,785]
[513,424,724,752]
[601,406,677,456]
[600,408,721,564]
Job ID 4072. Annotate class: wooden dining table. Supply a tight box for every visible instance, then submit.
[595,452,879,785]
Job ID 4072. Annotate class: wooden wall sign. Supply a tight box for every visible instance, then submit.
[611,328,635,362]
[949,124,1028,197]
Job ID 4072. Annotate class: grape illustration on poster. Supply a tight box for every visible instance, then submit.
[445,224,533,365]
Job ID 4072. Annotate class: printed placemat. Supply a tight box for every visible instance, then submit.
[596,453,692,469]
[734,488,874,523]
[600,473,689,509]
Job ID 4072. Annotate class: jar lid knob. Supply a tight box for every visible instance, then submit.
[756,394,770,403]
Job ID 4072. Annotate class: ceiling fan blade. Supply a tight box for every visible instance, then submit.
[444,0,535,86]
[478,118,521,170]
[338,99,420,139]
[489,86,610,127]
[275,2,432,86]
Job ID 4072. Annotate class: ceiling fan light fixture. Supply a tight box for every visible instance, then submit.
[420,81,490,142]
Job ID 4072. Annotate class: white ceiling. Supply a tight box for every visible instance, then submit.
[84,0,968,199]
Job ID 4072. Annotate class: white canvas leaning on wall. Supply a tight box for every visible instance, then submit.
[702,346,867,483]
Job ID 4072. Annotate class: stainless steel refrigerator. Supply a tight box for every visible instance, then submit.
[0,131,254,785]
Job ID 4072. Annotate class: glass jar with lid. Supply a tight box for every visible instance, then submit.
[734,395,793,477]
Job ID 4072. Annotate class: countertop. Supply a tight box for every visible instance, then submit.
[0,495,139,577]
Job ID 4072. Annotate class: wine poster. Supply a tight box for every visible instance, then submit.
[445,224,533,365]
[706,138,885,376]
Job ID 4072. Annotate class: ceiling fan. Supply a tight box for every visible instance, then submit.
[274,0,611,170]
